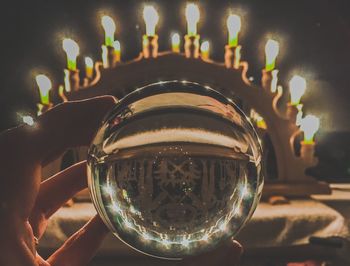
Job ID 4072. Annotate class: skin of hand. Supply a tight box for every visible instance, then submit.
[0,96,242,266]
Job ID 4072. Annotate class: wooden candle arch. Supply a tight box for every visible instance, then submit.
[58,51,330,197]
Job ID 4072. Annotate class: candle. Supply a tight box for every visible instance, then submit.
[85,57,94,79]
[270,69,279,93]
[200,41,210,60]
[300,115,320,144]
[227,14,241,47]
[62,38,80,71]
[113,40,121,62]
[185,3,200,36]
[101,15,116,47]
[143,5,159,36]
[171,33,180,52]
[264,39,279,71]
[289,75,306,106]
[35,74,52,105]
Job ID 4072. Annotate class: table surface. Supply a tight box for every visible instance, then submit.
[38,195,350,256]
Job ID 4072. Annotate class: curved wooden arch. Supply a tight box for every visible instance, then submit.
[65,52,330,196]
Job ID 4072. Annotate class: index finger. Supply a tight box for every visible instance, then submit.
[32,96,116,164]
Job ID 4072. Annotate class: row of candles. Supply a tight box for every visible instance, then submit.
[31,3,320,152]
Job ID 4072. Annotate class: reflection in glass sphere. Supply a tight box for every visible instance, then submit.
[87,81,263,259]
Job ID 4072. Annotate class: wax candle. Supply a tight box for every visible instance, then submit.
[171,33,180,52]
[265,39,279,71]
[35,74,52,105]
[296,104,303,126]
[289,75,306,106]
[85,57,93,79]
[101,16,116,47]
[62,38,80,71]
[143,5,159,36]
[300,115,320,144]
[185,3,200,36]
[227,14,241,47]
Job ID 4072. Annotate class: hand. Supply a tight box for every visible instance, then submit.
[0,96,242,266]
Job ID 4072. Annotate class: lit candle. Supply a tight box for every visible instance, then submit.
[227,14,241,47]
[85,57,93,79]
[113,40,121,62]
[171,33,180,52]
[300,115,320,144]
[270,69,279,93]
[200,41,210,60]
[62,38,80,71]
[185,3,200,36]
[264,39,279,71]
[101,15,116,47]
[35,74,52,105]
[289,75,306,106]
[143,5,159,36]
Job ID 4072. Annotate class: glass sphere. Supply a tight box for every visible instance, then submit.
[87,81,263,259]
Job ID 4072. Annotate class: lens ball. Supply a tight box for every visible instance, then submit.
[87,81,263,259]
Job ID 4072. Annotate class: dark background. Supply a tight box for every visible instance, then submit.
[0,0,349,180]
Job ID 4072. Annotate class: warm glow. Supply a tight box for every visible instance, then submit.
[171,33,180,52]
[143,5,159,36]
[22,115,34,126]
[35,74,52,105]
[289,75,307,105]
[200,41,209,53]
[185,3,200,36]
[265,39,279,71]
[113,40,121,52]
[101,15,116,46]
[85,57,93,79]
[300,115,320,144]
[227,14,241,47]
[62,38,80,71]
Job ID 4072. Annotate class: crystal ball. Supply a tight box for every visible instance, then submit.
[87,81,263,259]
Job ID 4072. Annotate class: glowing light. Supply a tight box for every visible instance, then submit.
[271,69,279,93]
[101,15,116,46]
[85,57,93,79]
[113,40,121,62]
[181,238,190,247]
[219,221,227,231]
[264,39,279,71]
[240,185,249,198]
[296,104,303,126]
[200,40,210,59]
[62,38,80,71]
[102,46,108,68]
[35,74,52,105]
[171,33,180,52]
[201,233,209,241]
[227,14,241,47]
[162,239,170,246]
[289,75,307,105]
[300,115,320,144]
[185,3,200,36]
[142,233,151,241]
[22,115,34,126]
[143,5,159,36]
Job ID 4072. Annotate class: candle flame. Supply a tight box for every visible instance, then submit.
[265,39,279,71]
[300,115,320,144]
[35,74,52,105]
[62,38,80,70]
[85,57,93,68]
[185,3,200,36]
[101,15,116,46]
[113,40,121,52]
[200,40,209,53]
[171,33,180,52]
[143,5,159,36]
[289,75,307,105]
[227,14,241,47]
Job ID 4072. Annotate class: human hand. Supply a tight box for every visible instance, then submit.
[0,96,242,266]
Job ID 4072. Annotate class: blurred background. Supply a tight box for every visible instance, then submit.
[0,0,349,181]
